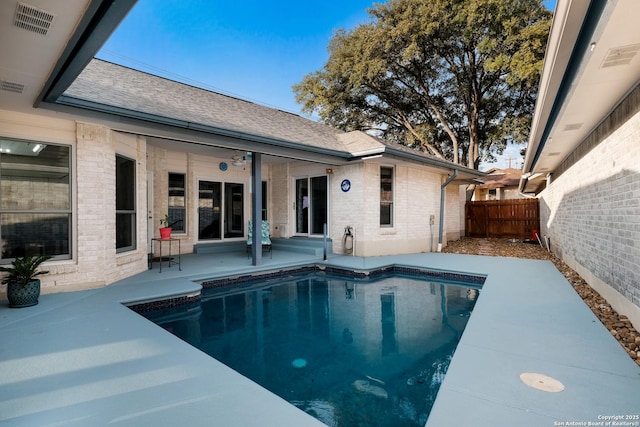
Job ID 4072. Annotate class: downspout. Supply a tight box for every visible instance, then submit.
[438,170,458,252]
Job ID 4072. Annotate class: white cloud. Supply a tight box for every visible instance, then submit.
[479,143,525,171]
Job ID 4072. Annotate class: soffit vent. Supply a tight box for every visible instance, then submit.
[13,2,55,36]
[0,80,25,94]
[563,123,583,131]
[601,43,640,69]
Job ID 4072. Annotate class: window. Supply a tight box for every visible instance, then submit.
[168,173,186,233]
[116,155,136,252]
[0,139,71,259]
[380,166,393,226]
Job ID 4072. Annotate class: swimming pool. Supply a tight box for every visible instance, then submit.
[141,272,479,426]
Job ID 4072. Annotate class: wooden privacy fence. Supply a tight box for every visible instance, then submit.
[465,199,540,239]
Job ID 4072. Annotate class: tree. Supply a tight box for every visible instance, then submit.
[294,0,551,169]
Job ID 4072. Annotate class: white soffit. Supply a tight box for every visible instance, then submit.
[524,0,590,173]
[0,1,90,112]
[532,0,640,174]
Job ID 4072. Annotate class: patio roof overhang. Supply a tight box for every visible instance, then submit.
[43,95,357,165]
[0,0,134,114]
[341,132,486,181]
[34,0,138,108]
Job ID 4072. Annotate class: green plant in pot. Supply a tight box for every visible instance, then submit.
[0,255,52,308]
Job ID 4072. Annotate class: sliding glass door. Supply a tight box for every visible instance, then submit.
[198,181,221,240]
[198,180,244,240]
[295,176,327,236]
[224,182,244,238]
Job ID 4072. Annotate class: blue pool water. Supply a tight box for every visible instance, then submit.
[142,273,479,426]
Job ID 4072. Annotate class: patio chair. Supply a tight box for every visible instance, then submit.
[247,220,272,258]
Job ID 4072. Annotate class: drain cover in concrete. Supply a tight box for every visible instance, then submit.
[519,372,565,392]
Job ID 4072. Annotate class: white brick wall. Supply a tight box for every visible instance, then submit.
[268,161,458,256]
[148,147,261,252]
[0,110,468,294]
[0,117,150,293]
[270,163,290,237]
[444,184,464,244]
[539,87,640,326]
[330,163,366,253]
[75,125,148,286]
[334,162,449,256]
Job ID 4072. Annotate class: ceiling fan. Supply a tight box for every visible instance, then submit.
[231,154,246,167]
[231,152,253,167]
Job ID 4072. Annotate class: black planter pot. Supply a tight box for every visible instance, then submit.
[7,279,41,308]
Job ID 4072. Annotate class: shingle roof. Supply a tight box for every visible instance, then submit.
[62,58,481,180]
[476,168,522,188]
[64,59,359,153]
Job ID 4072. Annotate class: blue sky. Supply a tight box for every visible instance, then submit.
[98,0,375,114]
[98,0,557,170]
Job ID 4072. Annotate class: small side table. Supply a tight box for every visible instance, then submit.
[151,238,181,273]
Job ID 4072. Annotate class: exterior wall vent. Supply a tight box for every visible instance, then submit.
[563,123,583,131]
[13,2,55,36]
[601,43,640,68]
[0,80,25,94]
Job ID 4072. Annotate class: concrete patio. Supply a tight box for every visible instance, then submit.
[1,248,639,426]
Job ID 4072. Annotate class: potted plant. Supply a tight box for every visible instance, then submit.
[0,255,52,308]
[159,214,172,239]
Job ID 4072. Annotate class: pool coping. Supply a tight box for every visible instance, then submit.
[127,263,486,313]
[1,252,639,426]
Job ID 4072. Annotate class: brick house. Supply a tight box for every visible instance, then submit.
[0,1,482,294]
[520,0,640,328]
[471,168,523,201]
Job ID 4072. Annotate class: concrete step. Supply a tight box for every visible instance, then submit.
[193,241,246,254]
[272,238,332,256]
[194,238,332,256]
